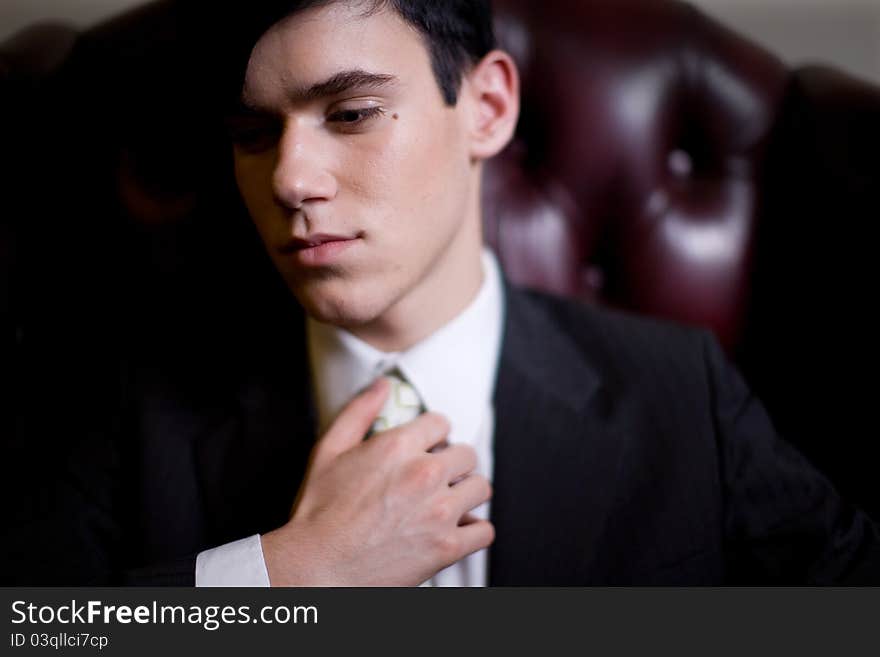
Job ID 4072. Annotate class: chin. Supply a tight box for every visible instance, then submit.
[292,279,389,329]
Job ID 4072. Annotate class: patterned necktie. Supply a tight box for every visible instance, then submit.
[369,368,426,436]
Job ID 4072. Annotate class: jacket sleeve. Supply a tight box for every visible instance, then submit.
[1,417,197,586]
[702,332,880,584]
[1,345,199,587]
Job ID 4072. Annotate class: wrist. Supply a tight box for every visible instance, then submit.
[260,524,329,587]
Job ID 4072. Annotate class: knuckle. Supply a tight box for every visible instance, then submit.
[432,533,461,562]
[408,459,444,489]
[422,412,451,435]
[428,499,455,525]
[379,432,408,458]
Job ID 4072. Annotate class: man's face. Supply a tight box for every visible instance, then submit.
[232,3,479,330]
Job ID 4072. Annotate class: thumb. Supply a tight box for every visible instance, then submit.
[312,377,390,465]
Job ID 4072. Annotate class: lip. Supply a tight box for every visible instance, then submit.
[279,233,362,267]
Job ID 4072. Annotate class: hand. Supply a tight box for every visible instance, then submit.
[260,377,494,586]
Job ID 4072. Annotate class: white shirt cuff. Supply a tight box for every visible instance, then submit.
[195,534,271,587]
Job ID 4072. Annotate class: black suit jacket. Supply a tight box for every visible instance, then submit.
[4,283,879,585]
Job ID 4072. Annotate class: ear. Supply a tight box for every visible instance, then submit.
[461,50,520,161]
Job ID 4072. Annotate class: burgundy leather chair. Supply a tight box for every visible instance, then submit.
[484,0,880,519]
[487,0,788,351]
[3,0,879,516]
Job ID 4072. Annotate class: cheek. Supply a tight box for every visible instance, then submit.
[347,115,467,233]
[334,127,400,203]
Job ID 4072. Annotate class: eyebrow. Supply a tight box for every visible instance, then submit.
[298,69,397,101]
[239,70,398,114]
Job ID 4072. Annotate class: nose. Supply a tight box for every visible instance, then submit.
[272,119,338,211]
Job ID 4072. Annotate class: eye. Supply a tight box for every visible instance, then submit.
[326,106,386,129]
[225,114,282,153]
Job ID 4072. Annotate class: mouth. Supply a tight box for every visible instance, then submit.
[278,232,363,266]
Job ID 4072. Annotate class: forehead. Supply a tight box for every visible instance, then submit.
[242,3,434,108]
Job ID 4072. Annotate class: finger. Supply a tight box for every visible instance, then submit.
[315,378,390,463]
[458,512,480,526]
[454,520,496,560]
[381,412,451,453]
[449,475,492,517]
[431,444,478,483]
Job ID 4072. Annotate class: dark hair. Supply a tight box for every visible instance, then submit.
[379,0,496,104]
[203,0,496,107]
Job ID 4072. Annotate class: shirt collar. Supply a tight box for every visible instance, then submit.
[307,249,505,445]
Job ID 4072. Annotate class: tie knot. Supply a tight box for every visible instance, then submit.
[370,369,425,435]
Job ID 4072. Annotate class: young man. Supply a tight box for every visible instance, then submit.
[195,0,879,585]
[213,0,515,585]
[5,0,879,585]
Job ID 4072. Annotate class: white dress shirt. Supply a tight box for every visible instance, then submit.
[196,249,505,586]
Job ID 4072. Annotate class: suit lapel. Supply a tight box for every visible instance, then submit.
[489,285,625,585]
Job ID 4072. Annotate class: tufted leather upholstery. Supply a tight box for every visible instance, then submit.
[485,0,787,351]
[2,1,879,516]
